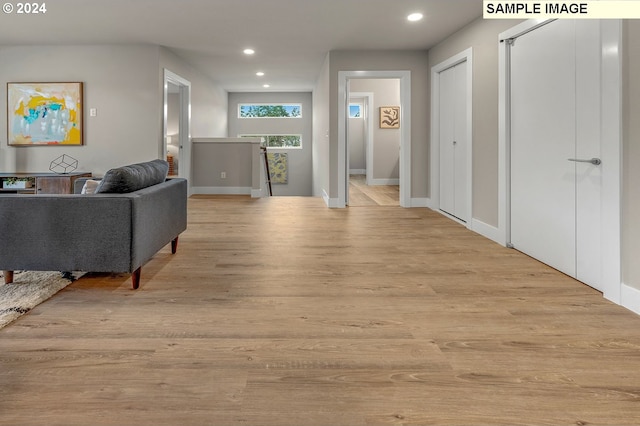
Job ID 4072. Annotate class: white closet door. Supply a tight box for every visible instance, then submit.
[510,19,602,291]
[439,61,468,222]
[574,21,602,289]
[439,65,456,217]
[453,61,468,221]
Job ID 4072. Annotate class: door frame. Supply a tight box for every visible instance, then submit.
[338,70,411,208]
[163,69,192,194]
[430,48,473,226]
[498,19,622,303]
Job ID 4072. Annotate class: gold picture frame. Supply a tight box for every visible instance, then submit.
[379,106,400,129]
[7,82,84,146]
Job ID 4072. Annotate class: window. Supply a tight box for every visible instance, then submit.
[349,104,362,118]
[240,134,301,149]
[239,104,302,118]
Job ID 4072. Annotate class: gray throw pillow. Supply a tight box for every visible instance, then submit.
[95,159,169,193]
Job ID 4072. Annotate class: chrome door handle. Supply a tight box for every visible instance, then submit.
[568,157,601,166]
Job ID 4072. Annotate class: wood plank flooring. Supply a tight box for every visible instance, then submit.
[1,195,640,425]
[348,175,399,206]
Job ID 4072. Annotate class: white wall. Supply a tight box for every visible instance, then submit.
[622,20,640,292]
[0,45,228,177]
[191,140,255,190]
[228,92,313,196]
[313,54,331,199]
[0,45,161,176]
[348,98,366,173]
[167,92,180,136]
[159,47,228,139]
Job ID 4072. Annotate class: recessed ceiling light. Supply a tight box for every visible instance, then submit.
[256,71,265,77]
[407,12,423,22]
[263,84,270,88]
[243,48,255,55]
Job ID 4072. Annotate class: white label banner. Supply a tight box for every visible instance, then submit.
[484,1,640,19]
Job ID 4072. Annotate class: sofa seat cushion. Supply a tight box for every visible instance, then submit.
[96,159,169,193]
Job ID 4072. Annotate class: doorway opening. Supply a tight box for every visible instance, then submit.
[166,82,180,177]
[338,71,411,208]
[163,69,191,193]
[347,90,400,207]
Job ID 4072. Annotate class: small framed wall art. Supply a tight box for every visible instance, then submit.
[7,82,84,146]
[379,106,400,129]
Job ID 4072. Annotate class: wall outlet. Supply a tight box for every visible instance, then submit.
[220,171,226,179]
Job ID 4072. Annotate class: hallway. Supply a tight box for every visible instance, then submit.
[348,174,399,207]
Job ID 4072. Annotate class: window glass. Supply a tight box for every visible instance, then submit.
[239,104,302,118]
[240,134,301,149]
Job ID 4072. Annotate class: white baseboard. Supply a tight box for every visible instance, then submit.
[621,283,640,315]
[428,207,503,246]
[370,178,400,186]
[349,169,366,175]
[192,186,252,195]
[471,218,503,245]
[410,197,431,208]
[251,188,264,198]
[322,189,330,206]
[322,189,342,208]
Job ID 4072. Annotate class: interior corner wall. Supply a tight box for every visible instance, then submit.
[622,20,640,291]
[0,45,162,176]
[159,47,228,138]
[328,50,429,200]
[428,18,524,227]
[313,53,331,199]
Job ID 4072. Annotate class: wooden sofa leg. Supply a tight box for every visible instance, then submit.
[3,270,14,284]
[171,236,179,254]
[131,268,141,290]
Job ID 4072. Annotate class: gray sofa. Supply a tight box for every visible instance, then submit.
[0,160,187,289]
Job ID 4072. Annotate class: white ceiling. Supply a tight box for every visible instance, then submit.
[0,0,483,92]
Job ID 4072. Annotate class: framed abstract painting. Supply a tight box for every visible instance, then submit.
[7,82,83,146]
[379,106,400,129]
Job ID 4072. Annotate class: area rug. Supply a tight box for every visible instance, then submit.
[0,271,80,329]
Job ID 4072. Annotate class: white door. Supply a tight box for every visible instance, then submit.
[510,20,602,291]
[439,61,468,222]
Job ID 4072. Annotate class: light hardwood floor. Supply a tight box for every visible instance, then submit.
[348,174,399,207]
[1,195,640,425]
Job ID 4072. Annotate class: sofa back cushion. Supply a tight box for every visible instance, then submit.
[96,159,169,194]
